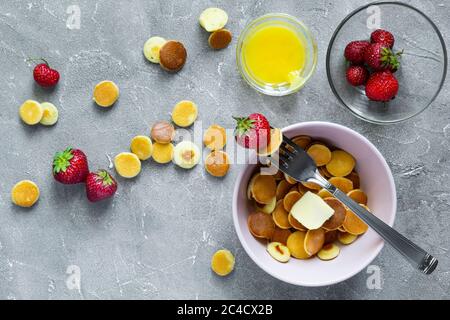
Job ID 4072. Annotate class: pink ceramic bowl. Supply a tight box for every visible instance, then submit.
[232,121,397,286]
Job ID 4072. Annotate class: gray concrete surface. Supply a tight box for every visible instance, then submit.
[0,0,449,300]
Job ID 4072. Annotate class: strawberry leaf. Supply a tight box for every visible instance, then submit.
[53,148,74,173]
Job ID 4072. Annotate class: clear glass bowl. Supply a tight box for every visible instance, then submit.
[326,2,447,124]
[236,13,318,96]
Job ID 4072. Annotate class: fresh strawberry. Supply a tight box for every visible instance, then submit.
[344,41,370,64]
[85,170,118,202]
[346,65,369,86]
[370,29,395,48]
[233,113,271,151]
[31,59,60,87]
[53,148,89,184]
[364,43,402,72]
[365,71,399,102]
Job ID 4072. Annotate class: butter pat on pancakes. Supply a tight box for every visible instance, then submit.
[290,191,334,230]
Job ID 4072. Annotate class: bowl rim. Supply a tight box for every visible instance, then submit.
[232,121,397,286]
[325,1,448,125]
[236,13,318,96]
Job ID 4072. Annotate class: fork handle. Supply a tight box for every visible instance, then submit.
[319,181,438,275]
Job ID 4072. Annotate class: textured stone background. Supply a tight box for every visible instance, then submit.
[0,0,449,299]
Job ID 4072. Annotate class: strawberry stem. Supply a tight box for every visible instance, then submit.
[97,170,114,186]
[53,147,74,173]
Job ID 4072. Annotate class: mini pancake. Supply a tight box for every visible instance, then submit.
[322,197,346,231]
[208,29,232,49]
[114,152,142,178]
[317,243,340,261]
[272,170,284,180]
[151,120,175,144]
[324,230,338,244]
[11,180,40,208]
[283,191,302,212]
[248,212,276,239]
[338,232,358,245]
[338,226,346,232]
[287,231,311,259]
[272,200,291,229]
[130,135,153,160]
[307,144,332,166]
[288,213,307,231]
[205,150,230,177]
[247,173,259,200]
[257,128,283,157]
[159,40,187,72]
[284,173,297,185]
[292,135,312,149]
[342,207,369,235]
[276,180,291,200]
[256,197,276,214]
[288,185,299,194]
[297,183,310,196]
[304,229,325,256]
[271,227,292,245]
[326,150,356,177]
[301,181,321,191]
[203,124,227,150]
[329,177,354,194]
[172,100,198,127]
[251,174,277,204]
[347,189,368,205]
[152,143,174,164]
[319,166,333,178]
[93,81,119,107]
[211,249,235,276]
[318,188,333,199]
[346,171,360,189]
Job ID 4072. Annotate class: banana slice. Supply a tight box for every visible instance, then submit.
[39,102,59,126]
[211,249,235,276]
[130,135,153,160]
[173,141,200,169]
[199,8,228,32]
[114,152,141,178]
[267,242,291,263]
[11,180,40,208]
[93,80,119,107]
[19,100,43,125]
[143,36,167,63]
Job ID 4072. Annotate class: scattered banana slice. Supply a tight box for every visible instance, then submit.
[93,80,119,107]
[114,152,141,178]
[39,102,59,126]
[11,180,40,208]
[19,100,43,125]
[152,143,174,164]
[256,196,276,214]
[143,36,167,63]
[211,249,235,276]
[173,141,201,169]
[199,8,228,32]
[172,100,198,127]
[267,242,291,263]
[130,135,153,160]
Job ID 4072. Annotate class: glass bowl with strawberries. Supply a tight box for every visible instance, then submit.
[326,2,447,124]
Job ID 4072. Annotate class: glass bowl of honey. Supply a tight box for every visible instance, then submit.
[237,13,318,96]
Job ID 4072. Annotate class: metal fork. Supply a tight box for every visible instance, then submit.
[266,135,438,275]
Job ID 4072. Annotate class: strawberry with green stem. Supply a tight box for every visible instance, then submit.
[53,148,89,184]
[233,113,271,151]
[364,43,403,72]
[85,170,118,202]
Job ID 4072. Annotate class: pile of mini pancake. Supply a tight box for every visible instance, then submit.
[247,135,370,263]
